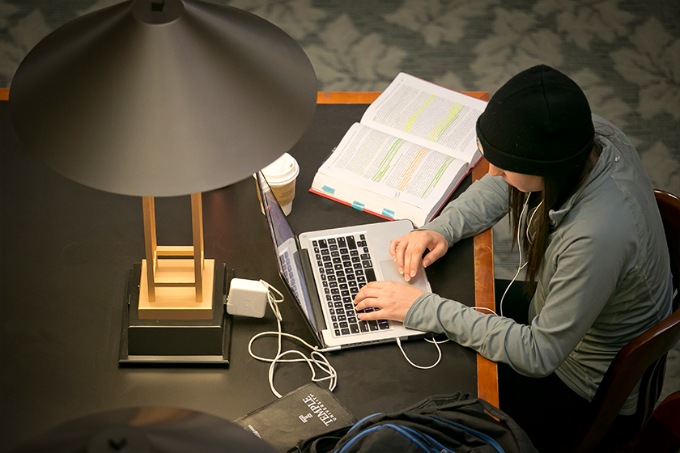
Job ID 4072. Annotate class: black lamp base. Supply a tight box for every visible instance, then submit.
[118,263,232,367]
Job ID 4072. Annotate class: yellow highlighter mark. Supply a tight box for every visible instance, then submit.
[403,95,435,133]
[429,103,462,142]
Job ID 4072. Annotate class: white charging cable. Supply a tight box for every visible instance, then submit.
[247,280,338,398]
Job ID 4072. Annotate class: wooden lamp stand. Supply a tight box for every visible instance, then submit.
[118,194,231,367]
[137,194,214,320]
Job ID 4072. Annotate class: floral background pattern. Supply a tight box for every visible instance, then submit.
[1,0,677,192]
[1,0,678,403]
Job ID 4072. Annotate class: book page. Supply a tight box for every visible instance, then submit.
[361,73,486,164]
[318,123,467,210]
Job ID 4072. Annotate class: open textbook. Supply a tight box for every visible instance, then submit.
[310,73,487,227]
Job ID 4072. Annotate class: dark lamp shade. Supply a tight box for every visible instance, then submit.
[9,0,317,197]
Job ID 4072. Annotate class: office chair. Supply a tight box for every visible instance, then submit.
[632,390,680,453]
[568,189,680,453]
[654,189,680,310]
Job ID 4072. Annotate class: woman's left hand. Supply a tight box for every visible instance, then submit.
[354,281,425,322]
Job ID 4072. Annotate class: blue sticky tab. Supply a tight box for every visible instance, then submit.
[322,185,335,194]
[381,209,395,218]
[351,201,365,211]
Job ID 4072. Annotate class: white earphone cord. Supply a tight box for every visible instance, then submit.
[499,194,542,316]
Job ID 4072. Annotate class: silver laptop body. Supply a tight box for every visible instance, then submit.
[256,171,430,351]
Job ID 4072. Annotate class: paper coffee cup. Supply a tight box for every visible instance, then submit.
[258,153,299,215]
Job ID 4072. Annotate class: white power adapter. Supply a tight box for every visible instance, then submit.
[226,278,269,318]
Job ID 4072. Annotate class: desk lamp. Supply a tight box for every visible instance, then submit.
[9,0,316,365]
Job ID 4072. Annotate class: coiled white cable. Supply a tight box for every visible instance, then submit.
[247,280,338,398]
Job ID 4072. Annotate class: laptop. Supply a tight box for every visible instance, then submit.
[255,171,431,351]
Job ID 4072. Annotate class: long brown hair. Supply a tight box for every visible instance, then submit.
[509,145,600,292]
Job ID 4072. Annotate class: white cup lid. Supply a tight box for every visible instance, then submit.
[261,153,299,184]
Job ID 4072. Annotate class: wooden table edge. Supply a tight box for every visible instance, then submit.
[0,87,499,405]
[317,91,488,104]
[471,159,499,407]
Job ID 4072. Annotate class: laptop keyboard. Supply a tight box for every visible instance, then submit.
[312,233,390,337]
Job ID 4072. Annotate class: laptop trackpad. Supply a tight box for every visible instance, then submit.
[379,259,430,291]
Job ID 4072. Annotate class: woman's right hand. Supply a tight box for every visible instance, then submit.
[390,229,449,282]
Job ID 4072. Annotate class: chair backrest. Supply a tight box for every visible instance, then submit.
[570,189,680,452]
[572,308,680,452]
[633,390,680,453]
[654,189,680,309]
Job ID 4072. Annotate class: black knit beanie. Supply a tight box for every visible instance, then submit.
[476,65,594,176]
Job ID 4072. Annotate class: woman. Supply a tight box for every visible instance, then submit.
[353,65,673,450]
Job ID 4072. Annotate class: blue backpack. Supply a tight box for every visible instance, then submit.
[291,393,538,453]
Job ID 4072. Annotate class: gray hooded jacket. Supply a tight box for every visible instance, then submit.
[404,115,673,415]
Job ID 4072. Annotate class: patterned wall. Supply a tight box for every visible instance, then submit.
[1,0,678,193]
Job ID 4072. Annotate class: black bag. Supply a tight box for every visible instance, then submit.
[290,393,538,453]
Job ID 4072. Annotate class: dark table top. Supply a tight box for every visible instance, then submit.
[0,101,478,452]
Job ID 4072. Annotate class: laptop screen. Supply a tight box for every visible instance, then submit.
[256,172,318,333]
